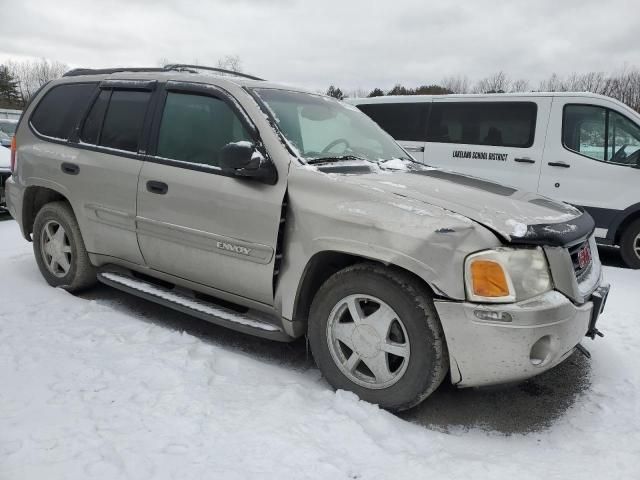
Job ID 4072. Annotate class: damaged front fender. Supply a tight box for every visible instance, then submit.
[275,166,502,324]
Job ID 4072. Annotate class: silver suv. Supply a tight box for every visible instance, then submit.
[5,65,609,410]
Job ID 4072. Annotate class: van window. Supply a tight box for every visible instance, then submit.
[99,90,151,152]
[563,104,640,164]
[356,103,429,141]
[80,90,110,145]
[30,83,96,140]
[156,92,251,167]
[426,102,537,148]
[608,110,640,164]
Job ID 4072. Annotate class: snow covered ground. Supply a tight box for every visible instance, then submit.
[0,216,638,479]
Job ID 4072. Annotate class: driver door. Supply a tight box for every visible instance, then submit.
[539,99,640,236]
[136,82,286,305]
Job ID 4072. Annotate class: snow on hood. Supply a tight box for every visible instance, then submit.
[339,166,586,243]
[0,145,10,170]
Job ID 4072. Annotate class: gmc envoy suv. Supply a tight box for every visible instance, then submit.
[5,65,609,410]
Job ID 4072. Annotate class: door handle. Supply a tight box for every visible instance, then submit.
[548,161,571,168]
[61,162,79,175]
[514,157,536,164]
[403,146,425,153]
[146,180,168,195]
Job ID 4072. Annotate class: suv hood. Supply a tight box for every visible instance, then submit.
[335,165,593,246]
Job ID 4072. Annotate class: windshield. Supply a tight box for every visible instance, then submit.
[253,88,410,164]
[0,120,17,136]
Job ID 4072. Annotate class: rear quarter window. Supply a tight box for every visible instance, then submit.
[30,83,96,140]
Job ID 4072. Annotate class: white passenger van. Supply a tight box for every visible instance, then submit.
[349,93,640,268]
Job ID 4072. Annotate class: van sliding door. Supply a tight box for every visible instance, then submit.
[423,98,549,193]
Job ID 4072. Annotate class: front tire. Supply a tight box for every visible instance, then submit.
[33,201,97,292]
[308,263,448,411]
[620,219,640,269]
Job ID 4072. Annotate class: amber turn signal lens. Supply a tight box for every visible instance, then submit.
[470,260,510,297]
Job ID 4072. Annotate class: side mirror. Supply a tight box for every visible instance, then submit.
[219,142,277,184]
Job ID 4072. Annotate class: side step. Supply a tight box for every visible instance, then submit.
[97,271,290,341]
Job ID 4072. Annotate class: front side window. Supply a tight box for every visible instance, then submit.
[563,105,607,160]
[426,102,537,148]
[30,83,96,140]
[608,110,640,165]
[99,90,151,152]
[356,103,429,141]
[253,88,410,163]
[563,104,640,164]
[156,92,251,167]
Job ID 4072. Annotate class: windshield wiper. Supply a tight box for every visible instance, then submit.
[306,155,370,165]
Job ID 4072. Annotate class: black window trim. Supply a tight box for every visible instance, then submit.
[426,100,538,148]
[71,84,158,159]
[28,81,99,145]
[145,81,272,180]
[561,102,640,168]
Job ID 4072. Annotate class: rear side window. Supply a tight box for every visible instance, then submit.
[30,83,96,140]
[99,90,151,152]
[426,102,537,148]
[357,103,429,141]
[156,92,251,167]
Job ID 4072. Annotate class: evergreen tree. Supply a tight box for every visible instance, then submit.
[326,85,345,100]
[0,65,21,108]
[414,84,452,95]
[387,84,414,96]
[368,88,384,97]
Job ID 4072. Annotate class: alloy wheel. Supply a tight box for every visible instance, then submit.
[326,294,410,389]
[40,220,72,278]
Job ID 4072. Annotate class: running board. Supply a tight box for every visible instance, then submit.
[97,271,290,341]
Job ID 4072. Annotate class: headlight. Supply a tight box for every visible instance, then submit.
[464,247,552,303]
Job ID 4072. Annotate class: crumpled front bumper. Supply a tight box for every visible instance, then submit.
[433,284,609,388]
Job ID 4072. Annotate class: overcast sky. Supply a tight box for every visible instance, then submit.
[1,0,639,92]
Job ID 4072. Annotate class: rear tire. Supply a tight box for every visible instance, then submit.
[620,219,640,269]
[308,263,449,411]
[33,201,97,292]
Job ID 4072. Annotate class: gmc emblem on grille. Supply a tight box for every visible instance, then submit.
[577,244,592,269]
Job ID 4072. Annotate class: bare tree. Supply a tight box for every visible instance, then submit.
[538,73,564,92]
[441,75,470,94]
[217,55,243,73]
[6,58,68,104]
[473,71,510,93]
[510,79,530,93]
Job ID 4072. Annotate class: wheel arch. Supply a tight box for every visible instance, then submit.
[613,204,640,244]
[291,249,438,332]
[21,185,74,241]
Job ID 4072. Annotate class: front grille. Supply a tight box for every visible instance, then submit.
[568,239,593,282]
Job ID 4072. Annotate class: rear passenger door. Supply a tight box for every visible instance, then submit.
[27,81,153,265]
[356,101,430,162]
[136,82,285,306]
[70,81,155,265]
[424,99,549,192]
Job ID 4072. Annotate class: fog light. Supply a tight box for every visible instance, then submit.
[530,335,553,366]
[473,310,512,322]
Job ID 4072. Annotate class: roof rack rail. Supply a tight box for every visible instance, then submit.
[62,65,266,82]
[63,67,167,77]
[164,64,265,81]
